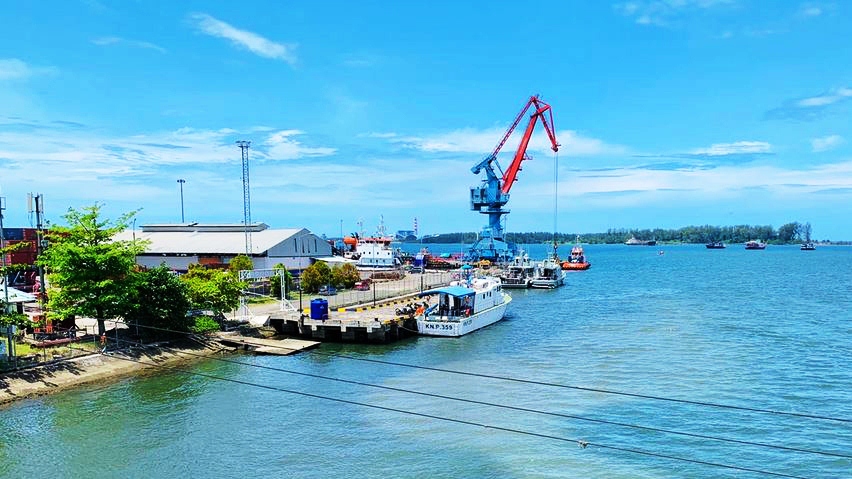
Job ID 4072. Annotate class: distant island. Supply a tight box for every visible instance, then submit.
[417,222,850,245]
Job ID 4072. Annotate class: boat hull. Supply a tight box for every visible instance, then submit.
[529,276,564,289]
[500,280,531,289]
[417,295,511,337]
[561,262,591,270]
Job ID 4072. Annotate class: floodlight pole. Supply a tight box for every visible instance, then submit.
[177,179,186,223]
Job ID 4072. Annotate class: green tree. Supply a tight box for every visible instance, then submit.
[300,261,331,293]
[777,222,801,243]
[331,263,360,289]
[180,264,244,314]
[269,263,294,299]
[124,265,192,339]
[802,222,812,242]
[0,311,33,329]
[39,204,145,335]
[229,255,253,276]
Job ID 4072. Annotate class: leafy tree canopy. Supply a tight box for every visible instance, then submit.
[38,204,145,334]
[421,222,824,245]
[269,263,294,299]
[229,255,253,276]
[300,261,331,293]
[180,264,244,313]
[124,265,192,339]
[331,263,360,289]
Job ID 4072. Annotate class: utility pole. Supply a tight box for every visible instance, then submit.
[1,196,14,362]
[236,141,252,256]
[177,179,186,223]
[28,194,46,308]
[0,196,8,310]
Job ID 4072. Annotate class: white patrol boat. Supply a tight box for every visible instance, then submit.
[416,272,511,337]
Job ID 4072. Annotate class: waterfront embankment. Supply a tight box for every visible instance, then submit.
[0,343,226,407]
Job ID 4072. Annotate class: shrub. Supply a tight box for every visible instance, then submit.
[191,315,221,334]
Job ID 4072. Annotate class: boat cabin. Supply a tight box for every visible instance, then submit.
[419,280,503,320]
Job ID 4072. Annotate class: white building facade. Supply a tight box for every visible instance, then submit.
[112,223,332,272]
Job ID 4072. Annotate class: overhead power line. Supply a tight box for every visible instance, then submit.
[95,345,814,479]
[309,350,852,425]
[97,319,852,425]
[125,340,851,460]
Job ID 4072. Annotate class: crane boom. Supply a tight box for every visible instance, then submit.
[467,95,560,263]
[500,99,559,194]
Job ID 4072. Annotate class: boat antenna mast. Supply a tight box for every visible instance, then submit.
[468,95,559,262]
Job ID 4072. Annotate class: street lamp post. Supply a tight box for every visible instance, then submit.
[177,179,186,223]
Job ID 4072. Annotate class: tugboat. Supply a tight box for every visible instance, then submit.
[561,237,591,270]
[745,240,767,250]
[705,241,726,249]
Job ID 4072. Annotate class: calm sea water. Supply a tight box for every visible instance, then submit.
[2,244,850,478]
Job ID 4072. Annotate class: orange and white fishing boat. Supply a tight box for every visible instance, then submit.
[561,237,591,271]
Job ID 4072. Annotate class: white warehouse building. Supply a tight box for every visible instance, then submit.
[113,223,332,272]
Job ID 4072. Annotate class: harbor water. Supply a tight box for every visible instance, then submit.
[1,244,850,478]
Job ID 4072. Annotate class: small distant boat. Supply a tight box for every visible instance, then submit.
[625,236,656,246]
[745,240,766,250]
[705,241,726,249]
[416,273,511,337]
[561,237,591,270]
[800,242,816,251]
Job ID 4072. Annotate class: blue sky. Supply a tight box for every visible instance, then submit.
[1,0,851,240]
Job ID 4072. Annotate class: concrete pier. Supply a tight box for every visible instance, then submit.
[269,295,424,343]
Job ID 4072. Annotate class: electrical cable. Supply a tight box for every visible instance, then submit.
[96,319,852,425]
[112,338,851,460]
[95,346,815,479]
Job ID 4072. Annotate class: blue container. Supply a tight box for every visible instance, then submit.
[310,298,329,320]
[1,228,24,240]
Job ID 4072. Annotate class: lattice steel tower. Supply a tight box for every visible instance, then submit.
[236,140,252,255]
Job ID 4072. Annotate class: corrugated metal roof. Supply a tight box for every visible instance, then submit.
[112,227,308,255]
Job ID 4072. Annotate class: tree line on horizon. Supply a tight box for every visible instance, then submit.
[419,221,844,245]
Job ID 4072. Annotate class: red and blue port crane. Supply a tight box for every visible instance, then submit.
[468,95,560,262]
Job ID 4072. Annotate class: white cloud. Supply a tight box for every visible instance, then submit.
[92,36,167,53]
[391,127,624,157]
[614,0,734,26]
[796,87,852,107]
[691,141,771,156]
[0,123,335,184]
[360,132,399,139]
[550,161,852,204]
[264,130,337,159]
[811,135,844,152]
[189,13,296,64]
[0,58,56,80]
